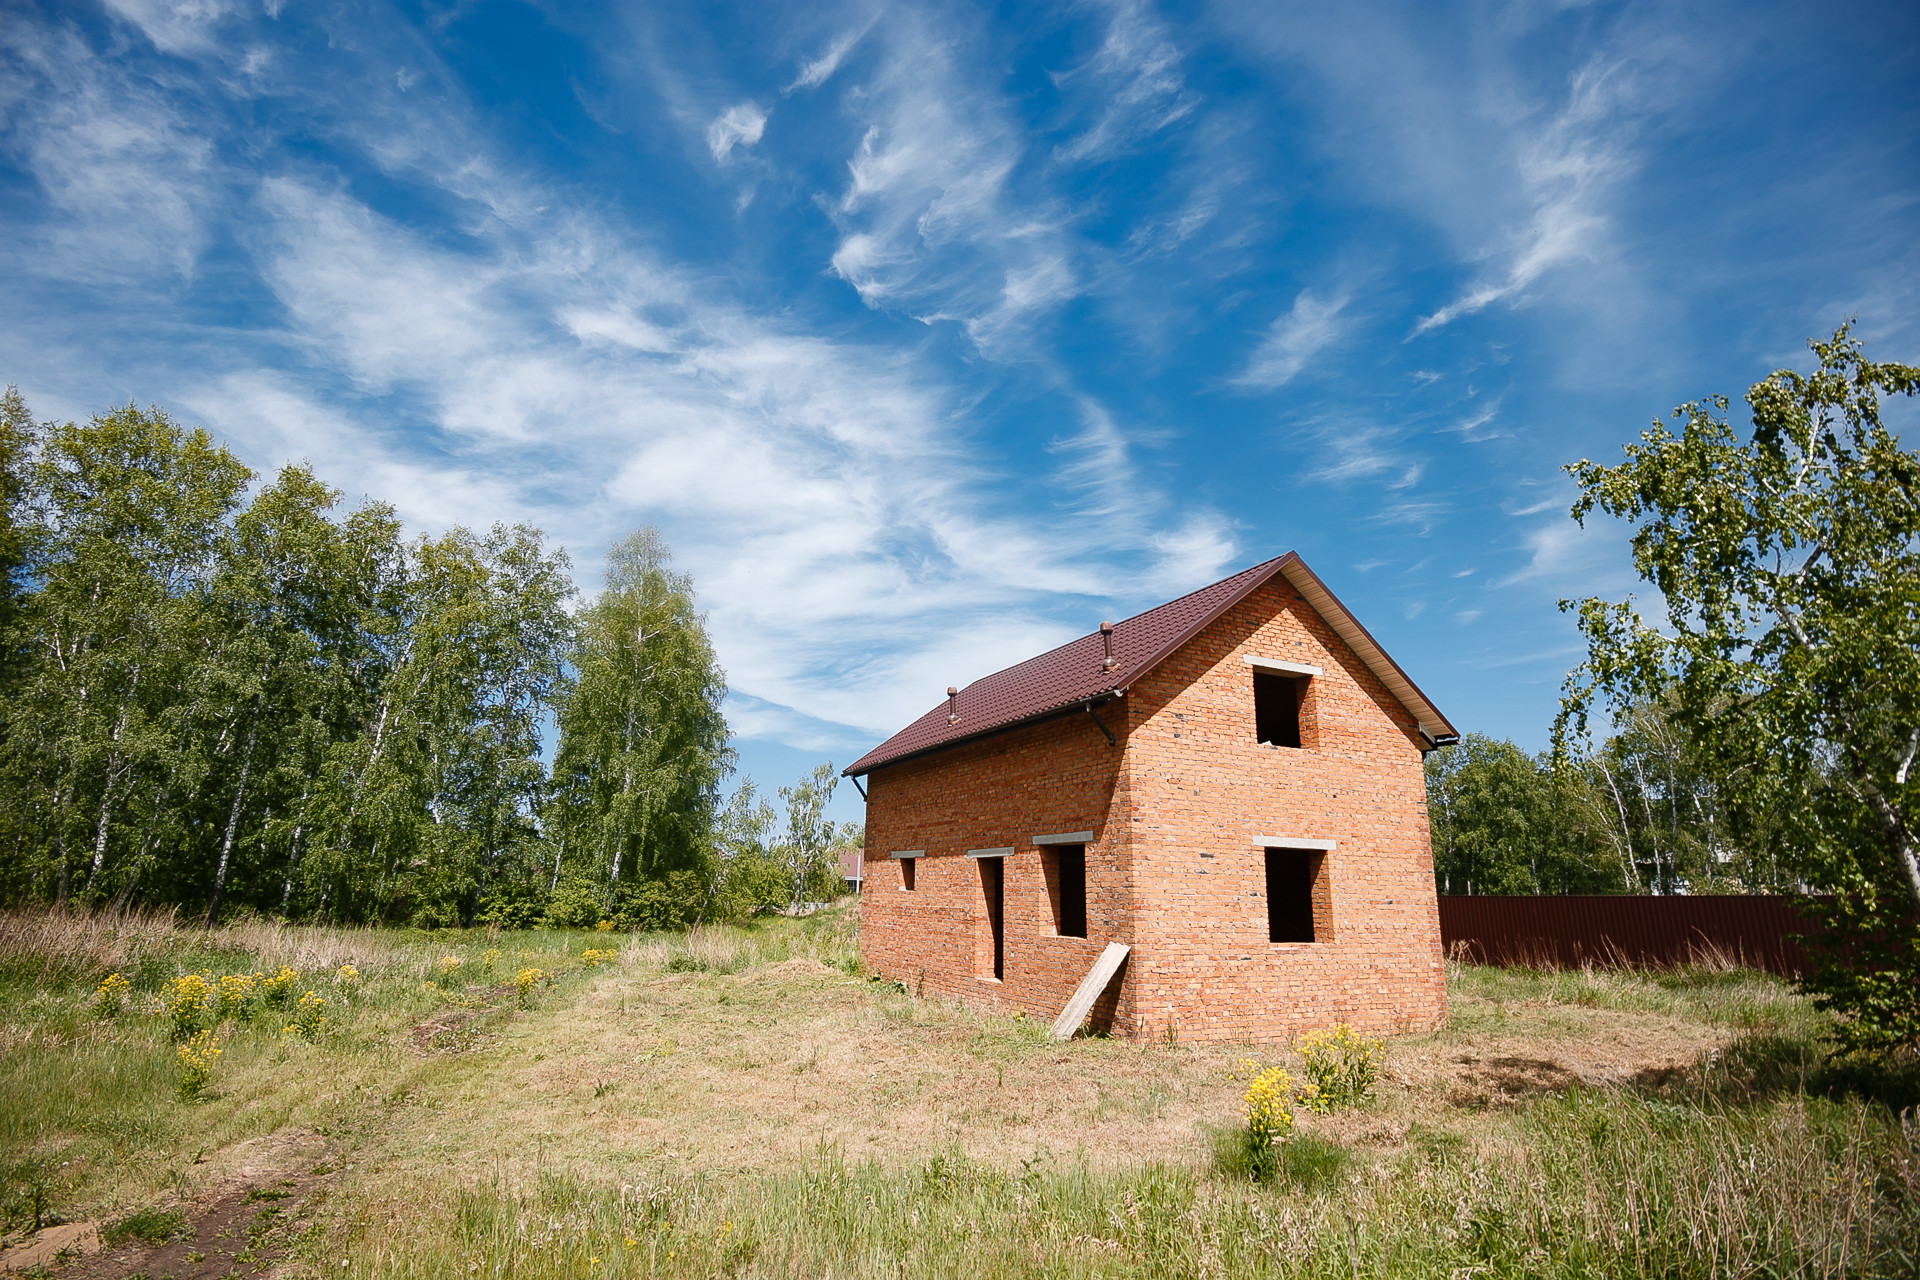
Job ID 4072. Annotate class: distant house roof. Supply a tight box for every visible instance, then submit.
[844,552,1457,778]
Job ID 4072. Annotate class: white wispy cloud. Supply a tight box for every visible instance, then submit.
[1233,288,1350,389]
[101,0,238,55]
[1412,57,1640,336]
[0,21,217,281]
[1051,0,1199,165]
[706,101,768,161]
[787,22,874,93]
[825,10,1080,357]
[0,4,1238,747]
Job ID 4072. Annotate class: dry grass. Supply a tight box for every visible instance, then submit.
[0,907,406,985]
[1,904,1914,1278]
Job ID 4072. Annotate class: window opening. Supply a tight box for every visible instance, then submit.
[980,857,1005,980]
[1265,847,1324,942]
[1045,844,1087,937]
[900,857,916,891]
[1253,671,1304,748]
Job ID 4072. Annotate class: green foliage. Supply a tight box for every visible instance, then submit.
[1559,323,1920,1054]
[538,878,603,929]
[0,387,768,930]
[1428,715,1788,897]
[105,1207,186,1246]
[1295,1023,1383,1113]
[548,530,729,929]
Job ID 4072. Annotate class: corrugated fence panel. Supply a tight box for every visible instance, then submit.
[1436,895,1822,976]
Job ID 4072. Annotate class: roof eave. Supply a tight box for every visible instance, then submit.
[842,690,1122,778]
[1275,557,1458,740]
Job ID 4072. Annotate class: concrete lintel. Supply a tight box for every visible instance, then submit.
[1254,836,1338,851]
[966,847,1014,859]
[1242,654,1323,677]
[888,849,924,860]
[1032,830,1093,846]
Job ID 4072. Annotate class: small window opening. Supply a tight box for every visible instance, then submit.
[1253,671,1304,748]
[1045,845,1087,938]
[1265,847,1325,943]
[900,857,916,891]
[980,857,1005,979]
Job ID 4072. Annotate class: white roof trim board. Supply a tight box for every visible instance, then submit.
[1242,655,1323,677]
[1277,558,1456,739]
[1032,830,1094,845]
[1254,836,1338,850]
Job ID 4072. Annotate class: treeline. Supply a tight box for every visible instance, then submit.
[1427,703,1790,897]
[0,390,854,927]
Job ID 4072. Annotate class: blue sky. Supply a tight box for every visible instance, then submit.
[3,0,1916,824]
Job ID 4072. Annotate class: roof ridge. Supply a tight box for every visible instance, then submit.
[843,551,1454,777]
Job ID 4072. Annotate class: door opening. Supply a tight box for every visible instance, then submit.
[980,857,1005,980]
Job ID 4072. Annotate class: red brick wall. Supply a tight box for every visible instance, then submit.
[1120,579,1446,1043]
[857,576,1447,1044]
[857,708,1132,1022]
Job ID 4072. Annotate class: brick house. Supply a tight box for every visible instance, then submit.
[844,552,1459,1045]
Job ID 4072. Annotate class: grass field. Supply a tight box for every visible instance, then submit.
[0,904,1915,1278]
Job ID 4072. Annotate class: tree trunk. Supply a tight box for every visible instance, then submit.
[281,780,312,914]
[204,703,261,923]
[1594,755,1641,892]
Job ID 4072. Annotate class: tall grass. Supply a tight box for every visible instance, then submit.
[347,1087,1918,1279]
[3,907,1914,1277]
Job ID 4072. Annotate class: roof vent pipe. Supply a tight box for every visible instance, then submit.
[1100,621,1115,672]
[946,686,960,725]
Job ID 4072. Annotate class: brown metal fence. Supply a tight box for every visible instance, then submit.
[1437,895,1821,976]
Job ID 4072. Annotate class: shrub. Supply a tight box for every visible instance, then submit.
[163,973,212,1039]
[1296,1023,1383,1113]
[176,1030,221,1099]
[543,880,603,929]
[1223,1061,1296,1183]
[91,972,130,1019]
[581,948,616,969]
[514,968,544,1007]
[436,954,463,987]
[258,965,296,1009]
[214,972,256,1021]
[283,991,327,1040]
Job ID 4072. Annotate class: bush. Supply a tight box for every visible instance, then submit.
[610,871,703,933]
[163,973,212,1039]
[283,990,327,1040]
[91,972,129,1019]
[542,880,603,929]
[1297,1023,1383,1112]
[176,1030,221,1099]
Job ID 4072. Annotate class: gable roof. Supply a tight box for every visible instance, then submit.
[844,551,1457,777]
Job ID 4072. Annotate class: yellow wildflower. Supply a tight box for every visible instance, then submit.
[92,972,131,1019]
[176,1030,222,1098]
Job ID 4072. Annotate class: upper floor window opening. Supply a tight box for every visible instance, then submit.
[1244,654,1320,749]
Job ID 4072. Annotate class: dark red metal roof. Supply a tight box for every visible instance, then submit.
[844,554,1284,777]
[844,551,1456,777]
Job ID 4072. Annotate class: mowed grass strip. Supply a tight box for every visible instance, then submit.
[1,905,1915,1278]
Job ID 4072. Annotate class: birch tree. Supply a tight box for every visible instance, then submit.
[550,529,728,926]
[1557,323,1920,1053]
